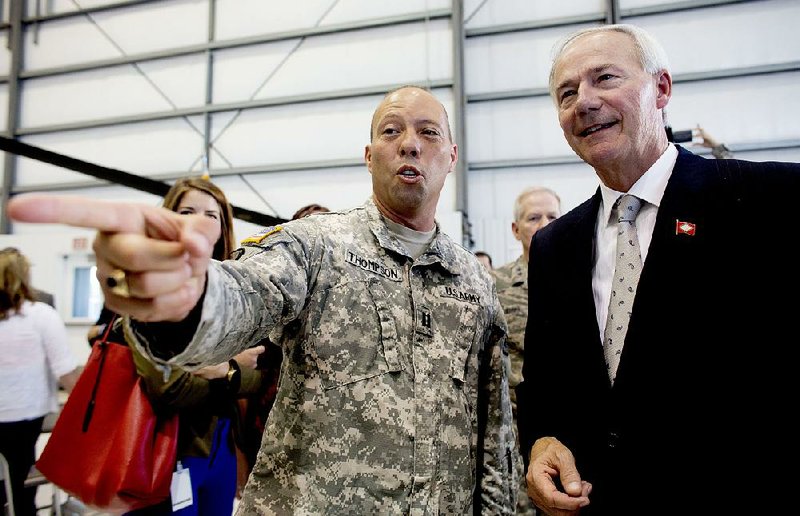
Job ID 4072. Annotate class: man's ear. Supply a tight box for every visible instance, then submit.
[448,144,458,174]
[655,69,672,109]
[364,145,373,174]
[512,221,521,242]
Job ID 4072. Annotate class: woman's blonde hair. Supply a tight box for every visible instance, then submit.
[0,247,34,320]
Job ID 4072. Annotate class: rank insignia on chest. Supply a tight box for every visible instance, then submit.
[416,306,433,337]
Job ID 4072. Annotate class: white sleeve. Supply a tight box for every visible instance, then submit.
[34,303,80,378]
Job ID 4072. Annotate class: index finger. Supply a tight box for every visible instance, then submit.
[7,194,148,233]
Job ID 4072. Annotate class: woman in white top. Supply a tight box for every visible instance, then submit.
[0,247,80,516]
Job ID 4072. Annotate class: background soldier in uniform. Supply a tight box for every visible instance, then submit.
[492,186,560,516]
[8,86,517,515]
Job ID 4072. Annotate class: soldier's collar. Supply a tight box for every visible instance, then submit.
[364,198,460,274]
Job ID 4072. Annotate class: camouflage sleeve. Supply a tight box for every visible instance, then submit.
[131,224,316,370]
[478,294,518,514]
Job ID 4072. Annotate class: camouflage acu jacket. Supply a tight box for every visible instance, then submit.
[491,256,527,418]
[132,199,516,515]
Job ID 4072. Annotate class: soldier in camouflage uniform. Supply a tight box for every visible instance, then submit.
[10,86,517,515]
[492,186,560,515]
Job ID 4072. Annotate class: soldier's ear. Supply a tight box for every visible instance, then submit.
[448,144,458,173]
[365,144,373,174]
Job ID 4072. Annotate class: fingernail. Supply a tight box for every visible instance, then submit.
[566,482,581,491]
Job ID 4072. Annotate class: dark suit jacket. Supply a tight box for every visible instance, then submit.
[517,147,800,514]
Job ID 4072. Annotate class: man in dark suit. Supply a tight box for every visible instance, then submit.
[515,24,800,515]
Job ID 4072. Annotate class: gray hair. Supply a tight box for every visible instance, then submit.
[548,24,671,101]
[513,186,561,222]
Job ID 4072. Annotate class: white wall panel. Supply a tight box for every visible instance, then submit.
[465,24,597,95]
[217,166,372,226]
[321,0,450,25]
[215,0,344,40]
[212,39,303,104]
[464,0,604,28]
[211,89,457,170]
[214,21,451,103]
[254,21,451,99]
[21,55,207,128]
[24,0,207,71]
[667,72,800,147]
[24,0,136,17]
[87,0,208,55]
[23,16,122,69]
[16,117,207,187]
[632,0,800,74]
[215,0,449,41]
[210,97,373,169]
[467,96,572,162]
[14,154,100,187]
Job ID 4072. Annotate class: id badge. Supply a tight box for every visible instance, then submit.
[171,461,193,512]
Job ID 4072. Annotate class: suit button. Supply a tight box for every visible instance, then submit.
[608,431,619,448]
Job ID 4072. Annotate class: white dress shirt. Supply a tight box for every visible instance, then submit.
[592,144,679,344]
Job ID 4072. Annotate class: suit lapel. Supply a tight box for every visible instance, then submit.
[564,190,607,362]
[617,148,712,384]
[640,147,710,286]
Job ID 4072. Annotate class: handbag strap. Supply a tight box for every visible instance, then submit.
[82,313,118,432]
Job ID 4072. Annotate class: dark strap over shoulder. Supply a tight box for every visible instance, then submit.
[83,314,119,431]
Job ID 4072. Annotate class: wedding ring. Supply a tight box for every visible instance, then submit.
[106,268,131,298]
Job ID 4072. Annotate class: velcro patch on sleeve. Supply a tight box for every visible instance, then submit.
[240,225,284,245]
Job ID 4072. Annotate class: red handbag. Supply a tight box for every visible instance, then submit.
[36,317,179,512]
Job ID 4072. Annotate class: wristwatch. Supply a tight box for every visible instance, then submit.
[225,359,241,393]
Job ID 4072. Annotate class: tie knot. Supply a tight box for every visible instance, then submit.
[616,195,642,223]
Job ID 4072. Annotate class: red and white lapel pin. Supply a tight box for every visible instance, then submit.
[675,219,696,236]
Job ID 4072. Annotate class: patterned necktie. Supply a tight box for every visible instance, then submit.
[603,194,643,384]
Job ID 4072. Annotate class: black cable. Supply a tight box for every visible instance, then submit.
[0,136,287,227]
